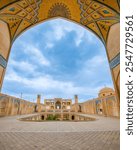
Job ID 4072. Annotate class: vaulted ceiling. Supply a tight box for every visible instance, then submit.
[0,0,120,44]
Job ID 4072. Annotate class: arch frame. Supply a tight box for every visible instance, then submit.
[0,0,120,103]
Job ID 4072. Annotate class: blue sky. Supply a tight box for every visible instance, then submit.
[2,19,113,103]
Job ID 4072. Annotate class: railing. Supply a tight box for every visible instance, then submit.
[46,109,71,113]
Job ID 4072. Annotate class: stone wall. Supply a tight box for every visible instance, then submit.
[0,93,46,116]
[0,93,119,117]
[72,95,119,117]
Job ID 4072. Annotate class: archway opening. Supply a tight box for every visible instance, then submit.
[2,18,114,103]
[72,115,75,120]
[41,115,44,120]
[55,101,61,109]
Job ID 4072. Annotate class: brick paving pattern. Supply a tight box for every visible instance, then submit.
[0,114,120,150]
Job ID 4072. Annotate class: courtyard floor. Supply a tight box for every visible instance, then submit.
[0,114,120,150]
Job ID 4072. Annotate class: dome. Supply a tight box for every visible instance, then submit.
[98,87,114,97]
[99,87,114,93]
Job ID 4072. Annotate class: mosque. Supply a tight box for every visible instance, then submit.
[0,1,120,149]
[0,0,120,105]
[44,98,72,111]
[0,0,120,118]
[71,87,119,117]
[0,87,119,118]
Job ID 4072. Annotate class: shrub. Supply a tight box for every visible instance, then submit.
[46,114,57,120]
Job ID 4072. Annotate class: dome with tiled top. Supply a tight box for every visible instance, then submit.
[98,87,114,97]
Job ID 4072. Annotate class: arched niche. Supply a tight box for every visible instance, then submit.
[55,101,61,109]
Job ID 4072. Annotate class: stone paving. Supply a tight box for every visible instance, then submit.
[0,114,120,150]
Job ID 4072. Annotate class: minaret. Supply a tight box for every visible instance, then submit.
[74,95,78,113]
[37,94,41,104]
[74,95,78,104]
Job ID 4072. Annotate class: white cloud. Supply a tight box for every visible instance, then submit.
[45,43,54,49]
[22,44,51,67]
[79,55,107,76]
[4,67,105,99]
[44,19,95,47]
[9,59,36,73]
[73,53,113,89]
[4,47,112,102]
[12,38,51,67]
[2,19,113,103]
[85,55,107,68]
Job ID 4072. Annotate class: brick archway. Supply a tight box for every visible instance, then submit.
[0,0,120,101]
